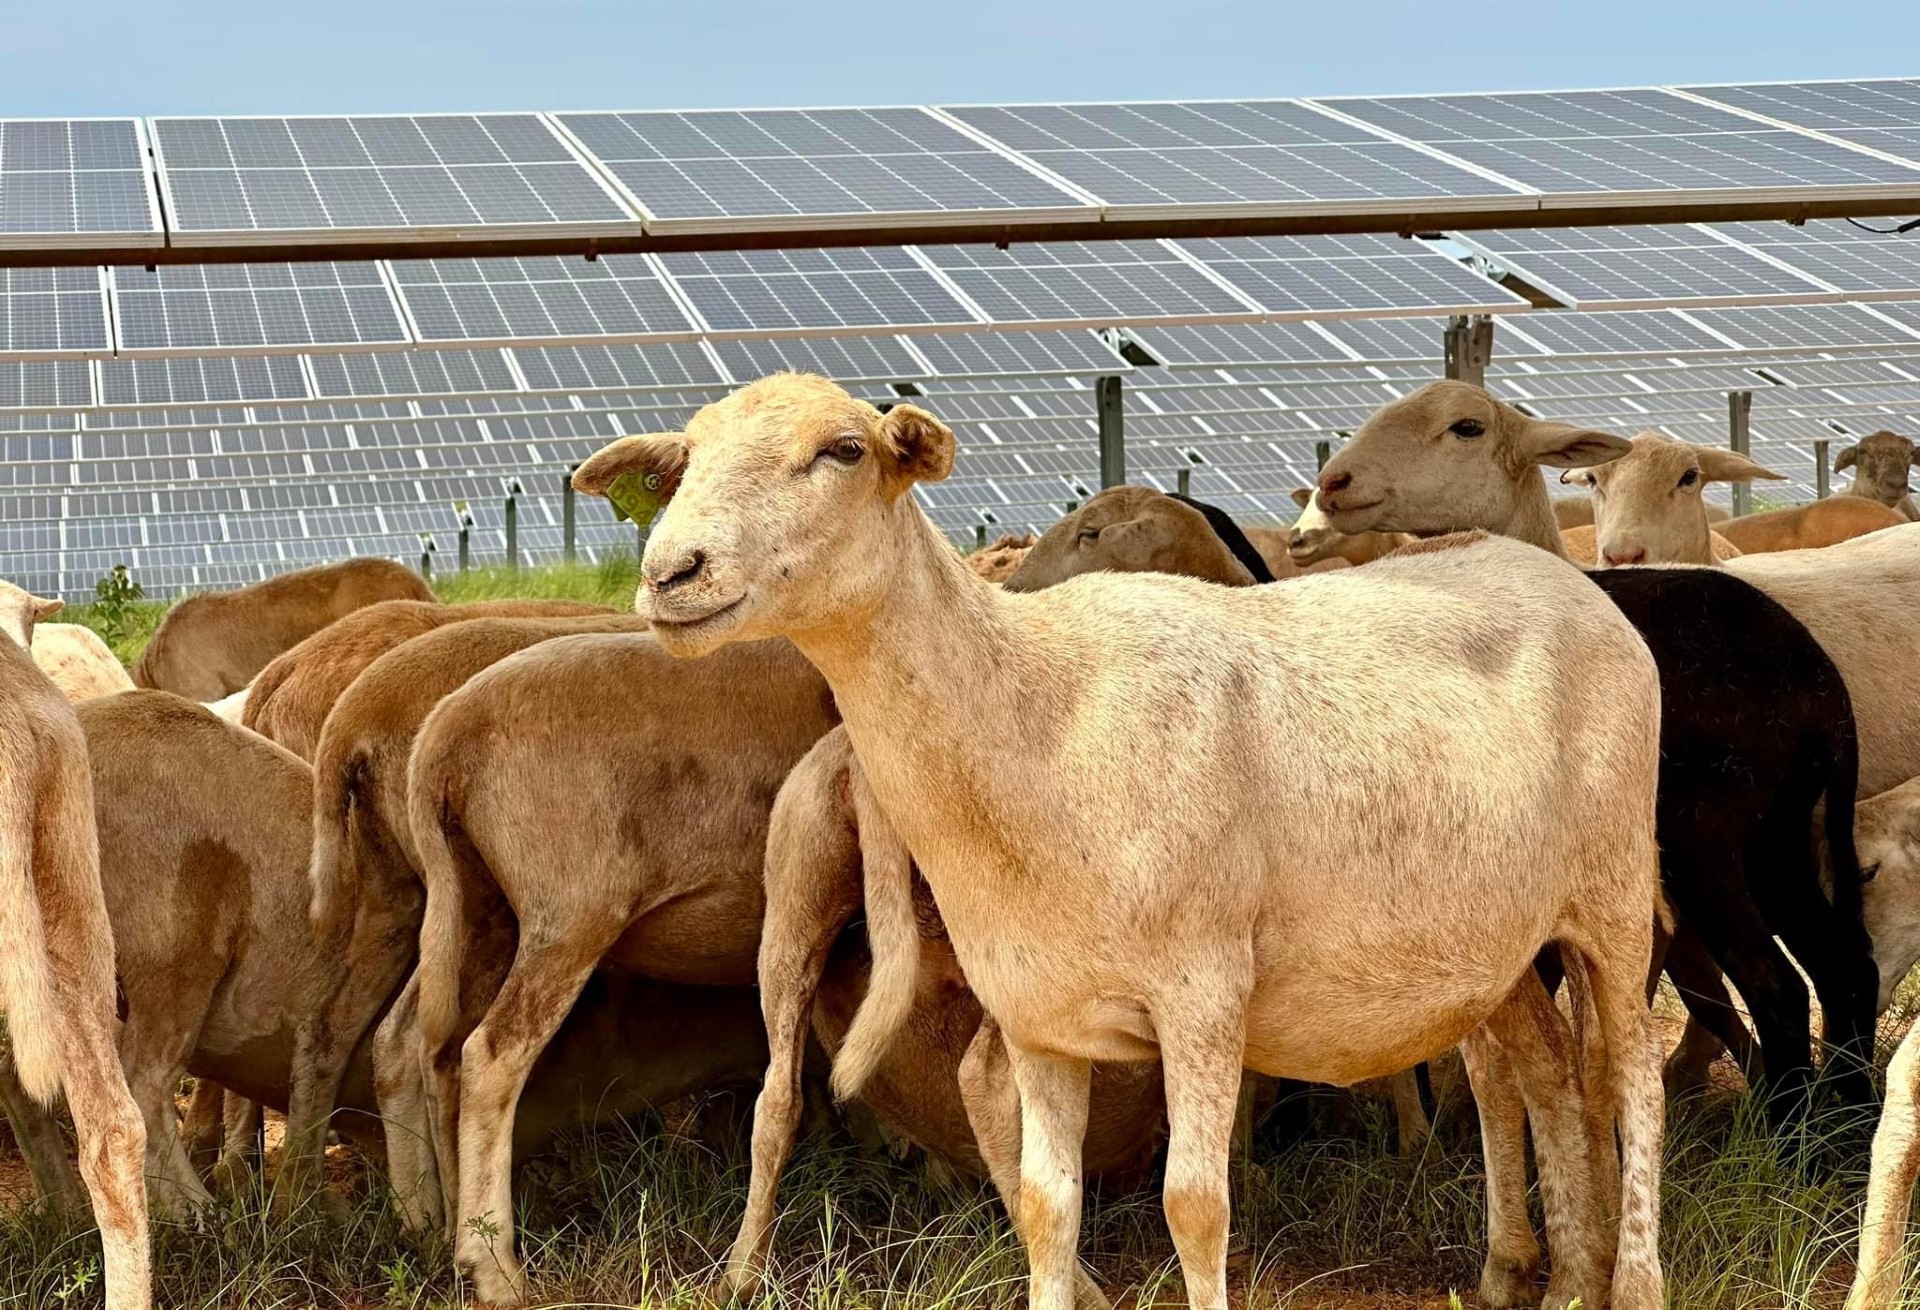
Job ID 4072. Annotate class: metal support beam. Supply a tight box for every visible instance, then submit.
[504,491,519,570]
[1176,467,1191,497]
[1815,439,1831,500]
[1095,375,1125,489]
[1315,440,1332,472]
[418,537,435,582]
[1728,391,1753,517]
[457,514,472,572]
[562,468,577,562]
[1443,315,1495,387]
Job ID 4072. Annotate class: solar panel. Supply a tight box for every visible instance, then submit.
[0,360,92,408]
[911,330,1128,378]
[1324,88,1920,206]
[1175,234,1529,318]
[915,240,1256,327]
[389,255,695,345]
[553,107,1095,233]
[150,114,637,246]
[96,354,310,406]
[942,101,1526,217]
[308,347,520,398]
[1683,81,1920,167]
[1312,314,1472,363]
[657,246,978,334]
[0,268,111,356]
[1706,219,1920,298]
[1125,320,1362,368]
[0,119,161,249]
[513,341,725,391]
[1453,224,1833,310]
[109,263,409,352]
[1496,309,1738,357]
[1683,302,1920,351]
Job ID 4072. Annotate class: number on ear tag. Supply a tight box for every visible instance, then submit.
[606,471,664,529]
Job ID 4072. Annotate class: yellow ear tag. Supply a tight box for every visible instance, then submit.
[606,471,664,528]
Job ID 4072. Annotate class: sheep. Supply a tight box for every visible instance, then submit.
[240,597,612,759]
[131,558,434,701]
[1283,488,1413,567]
[1714,496,1904,554]
[0,637,149,1309]
[1318,381,1878,1122]
[401,633,838,1303]
[1554,433,1768,565]
[1835,430,1919,521]
[1003,486,1263,590]
[574,373,1670,1310]
[966,533,1036,583]
[0,580,136,702]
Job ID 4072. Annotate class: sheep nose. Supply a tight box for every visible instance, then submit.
[1603,546,1646,567]
[645,548,707,593]
[1318,470,1352,500]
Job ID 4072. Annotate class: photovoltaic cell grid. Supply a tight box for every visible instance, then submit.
[150,115,636,245]
[657,247,978,334]
[0,268,110,354]
[916,240,1253,326]
[1176,234,1531,317]
[1683,81,1920,167]
[96,354,309,405]
[388,255,695,344]
[1707,219,1920,297]
[109,263,408,353]
[553,108,1094,231]
[940,101,1526,215]
[1323,89,1920,201]
[0,120,159,248]
[1452,224,1834,309]
[308,348,519,398]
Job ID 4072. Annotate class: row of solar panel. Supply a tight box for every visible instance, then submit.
[10,81,1920,249]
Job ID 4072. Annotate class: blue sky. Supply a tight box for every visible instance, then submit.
[3,1,1916,116]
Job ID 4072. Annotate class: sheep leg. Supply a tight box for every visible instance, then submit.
[180,1079,224,1177]
[1477,970,1610,1310]
[1569,935,1665,1310]
[1459,1028,1539,1307]
[1153,990,1248,1310]
[114,994,215,1218]
[371,972,442,1232]
[0,1045,85,1217]
[454,935,607,1308]
[1005,1041,1093,1310]
[1387,1067,1431,1155]
[720,872,857,1298]
[1848,1023,1920,1310]
[60,996,150,1310]
[956,1019,1111,1310]
[1661,922,1764,1091]
[212,1094,261,1198]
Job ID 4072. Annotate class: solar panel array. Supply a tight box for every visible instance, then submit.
[8,77,1920,599]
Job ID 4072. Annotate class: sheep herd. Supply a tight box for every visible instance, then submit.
[2,372,1920,1310]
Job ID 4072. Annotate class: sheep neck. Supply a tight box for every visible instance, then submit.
[1500,478,1572,559]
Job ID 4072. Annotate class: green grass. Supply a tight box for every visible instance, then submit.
[0,1082,1898,1309]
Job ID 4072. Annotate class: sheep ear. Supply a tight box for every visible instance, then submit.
[1835,443,1859,473]
[875,405,954,497]
[1289,487,1313,508]
[31,596,61,621]
[572,433,688,499]
[1694,448,1787,484]
[1515,419,1632,469]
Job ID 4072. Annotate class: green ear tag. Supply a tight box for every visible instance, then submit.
[606,471,664,528]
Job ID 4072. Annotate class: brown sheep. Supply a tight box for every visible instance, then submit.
[1003,487,1260,590]
[1836,430,1919,521]
[400,635,838,1303]
[964,533,1035,583]
[131,558,434,700]
[0,638,149,1309]
[0,580,135,702]
[241,597,612,759]
[1714,495,1904,554]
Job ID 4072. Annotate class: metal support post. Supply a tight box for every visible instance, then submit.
[1176,467,1191,496]
[504,488,519,570]
[1443,315,1495,387]
[1815,439,1831,500]
[458,515,472,572]
[1728,391,1753,517]
[562,468,577,562]
[1315,440,1332,471]
[1095,375,1125,488]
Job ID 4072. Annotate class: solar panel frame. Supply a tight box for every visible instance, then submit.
[551,105,1100,235]
[148,112,643,248]
[0,118,164,250]
[939,99,1532,222]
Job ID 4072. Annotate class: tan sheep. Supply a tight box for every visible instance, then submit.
[131,558,434,700]
[0,580,135,702]
[1836,430,1919,521]
[1715,495,1904,554]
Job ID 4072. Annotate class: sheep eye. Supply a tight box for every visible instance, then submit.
[817,438,864,466]
[1863,861,1881,884]
[1076,528,1100,545]
[1678,468,1700,489]
[1449,419,1486,438]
